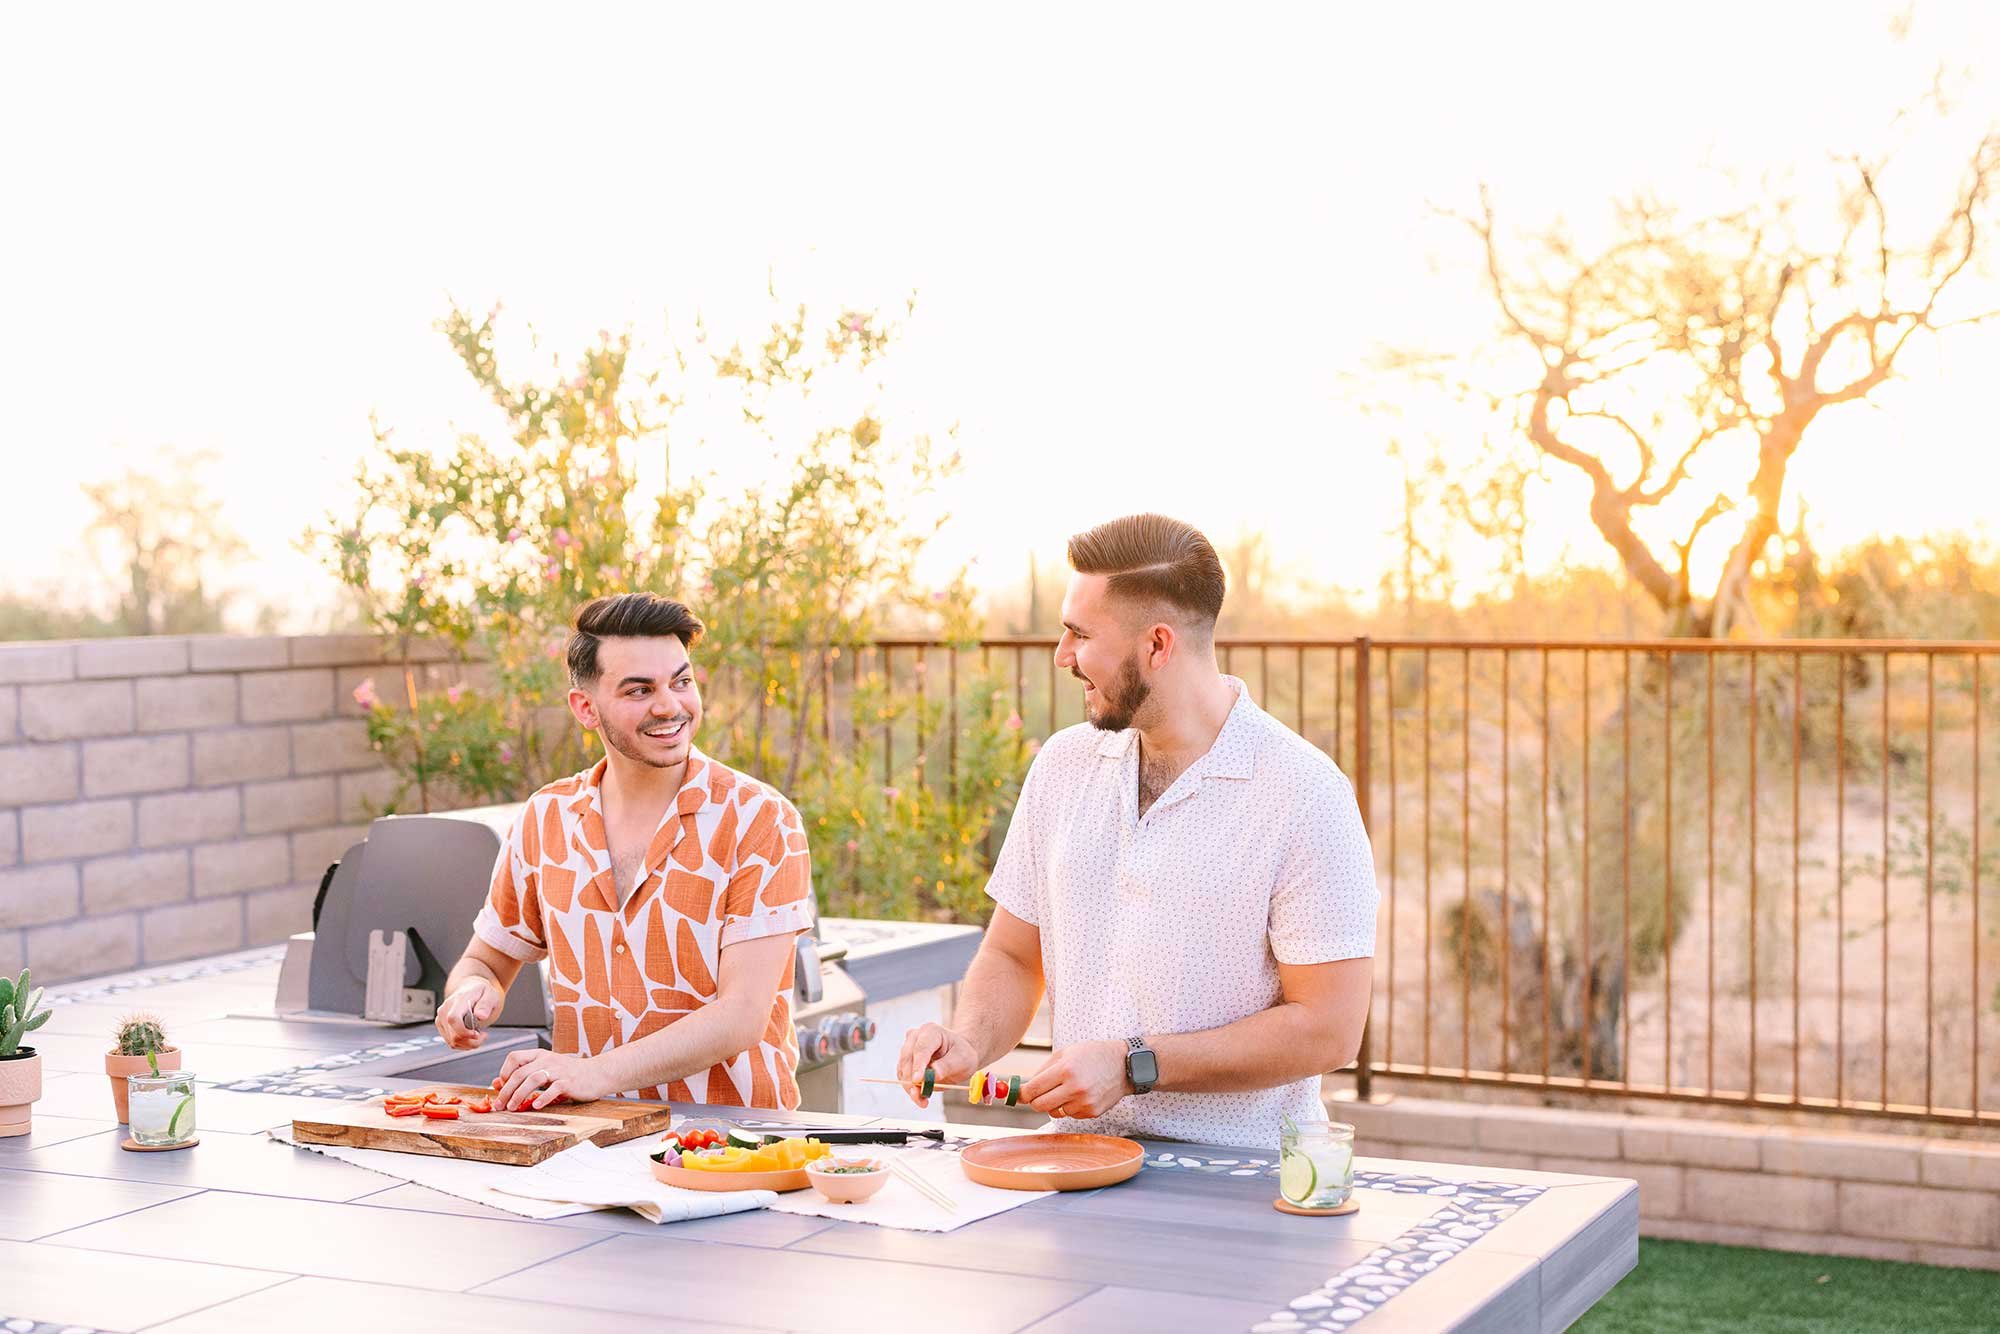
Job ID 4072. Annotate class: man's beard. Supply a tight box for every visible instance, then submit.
[1081,654,1150,732]
[602,714,694,769]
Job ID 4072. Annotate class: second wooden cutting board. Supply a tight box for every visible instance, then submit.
[290,1084,675,1166]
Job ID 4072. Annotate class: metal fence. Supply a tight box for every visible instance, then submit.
[838,637,1999,1129]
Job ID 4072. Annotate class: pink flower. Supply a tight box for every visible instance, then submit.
[544,559,561,577]
[351,678,378,710]
[1004,712,1023,732]
[882,786,902,801]
[598,565,621,581]
[846,839,860,853]
[913,661,927,675]
[552,528,574,548]
[499,743,515,763]
[446,685,463,704]
[1026,738,1042,756]
[505,528,522,543]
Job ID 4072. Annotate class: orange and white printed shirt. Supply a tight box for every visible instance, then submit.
[471,748,816,1109]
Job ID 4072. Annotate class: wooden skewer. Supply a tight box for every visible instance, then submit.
[884,1156,957,1212]
[861,1077,973,1092]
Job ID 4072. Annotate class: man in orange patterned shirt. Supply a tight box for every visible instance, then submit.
[435,593,816,1112]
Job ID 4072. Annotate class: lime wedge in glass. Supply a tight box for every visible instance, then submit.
[1279,1150,1317,1204]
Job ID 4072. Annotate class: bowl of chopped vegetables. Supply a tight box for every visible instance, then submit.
[804,1156,889,1204]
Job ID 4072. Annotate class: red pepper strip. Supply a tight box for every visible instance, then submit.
[464,1099,493,1114]
[385,1103,422,1118]
[420,1105,460,1119]
[434,1095,462,1105]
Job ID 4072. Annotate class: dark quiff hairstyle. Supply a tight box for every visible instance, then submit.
[566,593,705,687]
[1066,513,1227,630]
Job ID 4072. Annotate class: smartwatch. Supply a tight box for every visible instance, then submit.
[1126,1036,1159,1095]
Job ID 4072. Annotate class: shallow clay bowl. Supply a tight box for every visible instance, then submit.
[805,1157,890,1203]
[958,1133,1145,1191]
[651,1158,810,1193]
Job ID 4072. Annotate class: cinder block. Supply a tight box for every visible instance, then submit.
[1,686,16,741]
[1624,1119,1766,1170]
[337,769,398,822]
[1477,1106,1626,1158]
[189,636,290,671]
[0,930,22,977]
[1919,1140,2000,1193]
[1638,1218,1764,1248]
[21,799,134,862]
[1762,1129,1921,1185]
[1686,1168,1837,1232]
[76,637,189,679]
[1914,1244,2000,1272]
[290,719,376,775]
[193,837,291,897]
[1839,1181,2000,1248]
[243,778,335,834]
[27,912,140,981]
[0,811,15,868]
[289,635,391,667]
[82,735,188,797]
[142,898,244,964]
[20,679,133,740]
[240,669,334,723]
[0,744,78,805]
[82,849,190,913]
[1351,1097,1481,1149]
[135,675,237,732]
[138,789,242,848]
[0,643,75,685]
[290,824,368,882]
[246,883,317,944]
[0,863,80,928]
[193,726,291,786]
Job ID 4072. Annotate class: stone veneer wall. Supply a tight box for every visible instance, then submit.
[0,634,455,984]
[1338,1094,2000,1270]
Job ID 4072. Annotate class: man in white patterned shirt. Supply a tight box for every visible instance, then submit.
[898,514,1379,1147]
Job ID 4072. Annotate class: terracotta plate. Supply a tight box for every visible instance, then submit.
[958,1133,1145,1191]
[650,1159,811,1193]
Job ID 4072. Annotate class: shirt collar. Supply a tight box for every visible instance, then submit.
[1093,676,1259,780]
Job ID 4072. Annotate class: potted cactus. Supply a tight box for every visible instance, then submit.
[107,1014,179,1124]
[1,968,52,1138]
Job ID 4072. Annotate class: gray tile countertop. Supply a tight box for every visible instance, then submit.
[4,948,1636,1333]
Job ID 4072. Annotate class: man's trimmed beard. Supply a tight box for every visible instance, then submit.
[602,710,694,769]
[1082,653,1150,732]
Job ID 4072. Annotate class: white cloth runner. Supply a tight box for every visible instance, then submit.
[765,1145,1048,1233]
[268,1127,772,1224]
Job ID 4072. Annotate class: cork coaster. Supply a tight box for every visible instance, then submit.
[1274,1195,1359,1217]
[121,1136,199,1153]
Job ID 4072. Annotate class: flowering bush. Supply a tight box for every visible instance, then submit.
[309,296,1026,922]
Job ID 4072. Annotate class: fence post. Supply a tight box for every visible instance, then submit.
[1353,636,1376,1102]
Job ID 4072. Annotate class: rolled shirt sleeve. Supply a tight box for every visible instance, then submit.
[984,745,1049,927]
[1267,769,1380,965]
[471,806,549,962]
[720,793,818,949]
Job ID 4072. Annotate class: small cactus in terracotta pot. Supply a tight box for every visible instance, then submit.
[107,1013,180,1124]
[1,968,52,1138]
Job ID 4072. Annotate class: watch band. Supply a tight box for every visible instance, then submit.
[1126,1035,1156,1094]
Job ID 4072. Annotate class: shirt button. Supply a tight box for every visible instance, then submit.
[615,944,626,955]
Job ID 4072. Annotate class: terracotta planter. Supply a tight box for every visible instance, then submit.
[0,1049,42,1138]
[107,1047,181,1124]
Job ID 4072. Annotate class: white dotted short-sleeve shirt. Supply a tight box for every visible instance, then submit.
[986,676,1379,1148]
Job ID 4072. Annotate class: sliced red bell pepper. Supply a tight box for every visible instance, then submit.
[464,1099,493,1114]
[385,1103,422,1117]
[419,1104,460,1119]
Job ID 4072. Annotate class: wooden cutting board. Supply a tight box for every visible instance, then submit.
[289,1084,675,1166]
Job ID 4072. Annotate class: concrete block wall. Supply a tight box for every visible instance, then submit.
[1338,1094,2000,1270]
[0,634,454,983]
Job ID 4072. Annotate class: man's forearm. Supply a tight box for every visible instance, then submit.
[586,1001,765,1097]
[950,946,1044,1069]
[1148,1000,1358,1094]
[445,954,504,1001]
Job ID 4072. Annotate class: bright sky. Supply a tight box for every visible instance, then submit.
[3,2,1998,628]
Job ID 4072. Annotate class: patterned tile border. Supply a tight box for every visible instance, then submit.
[216,1034,450,1097]
[44,947,286,1008]
[3,1319,117,1334]
[1252,1172,1546,1332]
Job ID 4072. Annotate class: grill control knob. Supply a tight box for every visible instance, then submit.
[795,1023,832,1061]
[826,1015,875,1053]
